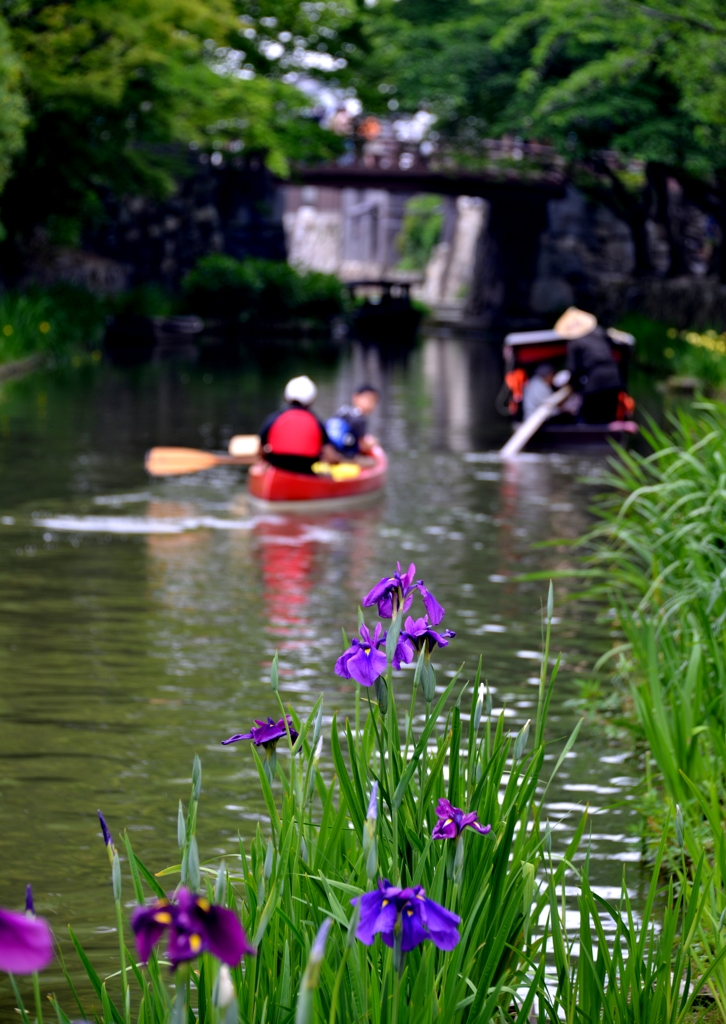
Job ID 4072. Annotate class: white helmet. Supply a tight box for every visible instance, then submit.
[284,375,317,406]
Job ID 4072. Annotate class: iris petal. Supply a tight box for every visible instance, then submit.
[203,904,255,965]
[0,910,54,974]
[400,905,429,951]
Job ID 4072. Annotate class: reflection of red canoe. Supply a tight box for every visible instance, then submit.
[248,445,388,506]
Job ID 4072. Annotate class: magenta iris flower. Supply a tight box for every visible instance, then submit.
[351,879,460,952]
[335,623,412,687]
[132,888,254,968]
[221,716,298,749]
[362,562,445,625]
[398,616,456,663]
[0,894,54,974]
[431,798,491,840]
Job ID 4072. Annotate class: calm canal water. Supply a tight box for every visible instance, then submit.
[0,335,645,1007]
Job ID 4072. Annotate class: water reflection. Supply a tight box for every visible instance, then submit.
[0,335,647,1010]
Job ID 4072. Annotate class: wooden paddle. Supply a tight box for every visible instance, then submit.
[500,385,572,458]
[228,434,261,458]
[145,445,257,477]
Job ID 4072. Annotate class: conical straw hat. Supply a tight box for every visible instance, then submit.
[553,307,597,340]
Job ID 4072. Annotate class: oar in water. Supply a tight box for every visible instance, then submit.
[145,435,260,477]
[500,385,572,458]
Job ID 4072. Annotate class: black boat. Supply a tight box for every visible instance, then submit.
[345,280,422,345]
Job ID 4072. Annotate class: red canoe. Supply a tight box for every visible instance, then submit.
[247,445,388,506]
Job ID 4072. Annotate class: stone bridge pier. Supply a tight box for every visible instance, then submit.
[294,162,566,329]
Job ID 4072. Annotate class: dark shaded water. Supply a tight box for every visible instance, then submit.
[0,336,644,1009]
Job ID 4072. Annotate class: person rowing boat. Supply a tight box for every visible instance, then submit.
[556,307,622,424]
[258,375,341,475]
[326,383,380,458]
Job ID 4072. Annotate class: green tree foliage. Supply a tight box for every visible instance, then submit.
[396,194,443,270]
[0,0,348,243]
[354,0,726,277]
[182,253,345,321]
[0,14,27,228]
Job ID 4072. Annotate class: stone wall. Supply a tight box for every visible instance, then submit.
[415,197,487,306]
[467,182,726,330]
[21,154,288,293]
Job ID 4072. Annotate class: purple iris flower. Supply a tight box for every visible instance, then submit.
[351,879,460,952]
[335,623,412,687]
[221,716,298,749]
[431,798,491,840]
[398,617,456,663]
[131,888,254,968]
[0,895,54,974]
[362,562,445,625]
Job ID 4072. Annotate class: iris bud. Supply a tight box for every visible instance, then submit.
[676,804,684,849]
[367,781,378,821]
[98,810,115,865]
[313,737,323,766]
[296,919,332,1024]
[473,683,485,732]
[215,864,227,905]
[300,836,308,863]
[187,836,200,892]
[513,719,530,761]
[366,838,377,880]
[453,836,465,885]
[385,610,403,664]
[547,582,554,624]
[312,703,323,750]
[192,754,202,802]
[177,801,186,850]
[112,852,122,901]
[374,676,388,716]
[213,964,235,1009]
[421,658,436,703]
[264,838,274,882]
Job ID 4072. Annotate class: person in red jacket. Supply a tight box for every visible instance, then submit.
[259,376,336,474]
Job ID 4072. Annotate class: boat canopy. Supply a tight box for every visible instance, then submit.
[504,328,635,347]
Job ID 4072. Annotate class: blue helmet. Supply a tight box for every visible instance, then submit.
[326,416,358,456]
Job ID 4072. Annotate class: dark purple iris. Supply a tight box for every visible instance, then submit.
[431,798,491,840]
[362,562,445,625]
[335,623,412,687]
[221,716,298,749]
[351,879,460,952]
[398,616,455,662]
[131,888,254,968]
[0,897,54,974]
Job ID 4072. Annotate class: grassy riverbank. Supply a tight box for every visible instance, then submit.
[0,258,347,370]
[0,285,106,367]
[569,402,726,1015]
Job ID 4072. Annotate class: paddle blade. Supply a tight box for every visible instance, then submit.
[228,434,260,458]
[145,447,221,477]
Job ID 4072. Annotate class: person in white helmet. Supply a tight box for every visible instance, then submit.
[258,376,336,474]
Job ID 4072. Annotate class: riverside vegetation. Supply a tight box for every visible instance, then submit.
[3,566,726,1023]
[562,401,726,1020]
[0,257,345,369]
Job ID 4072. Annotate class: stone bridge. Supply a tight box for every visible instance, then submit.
[290,137,570,328]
